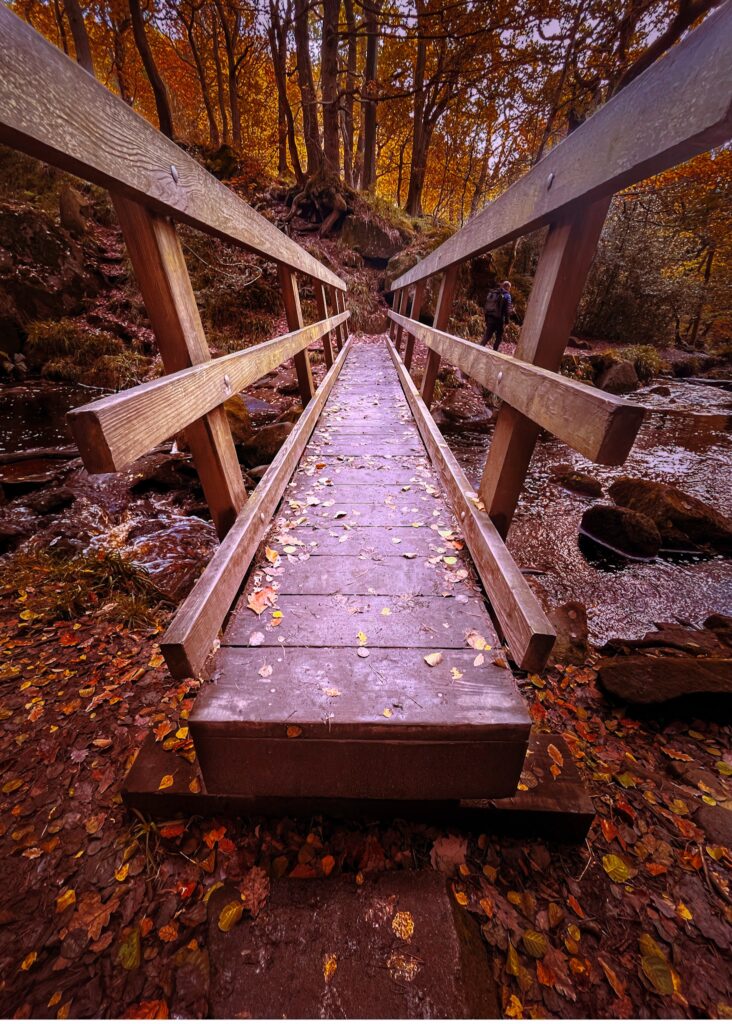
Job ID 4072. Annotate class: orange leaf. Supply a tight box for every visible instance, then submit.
[247,586,277,616]
[126,999,169,1019]
[598,956,626,998]
[567,895,585,919]
[547,743,564,767]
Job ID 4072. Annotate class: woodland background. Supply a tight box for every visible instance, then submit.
[8,0,732,353]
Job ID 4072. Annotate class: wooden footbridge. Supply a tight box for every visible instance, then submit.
[1,5,731,825]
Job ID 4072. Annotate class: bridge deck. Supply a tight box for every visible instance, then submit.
[190,340,531,801]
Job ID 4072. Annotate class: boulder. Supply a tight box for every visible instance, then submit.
[130,455,197,494]
[608,477,732,555]
[59,186,88,237]
[0,522,28,554]
[568,336,591,351]
[596,360,639,394]
[238,422,294,466]
[581,503,661,558]
[597,656,732,704]
[224,394,254,444]
[650,384,672,397]
[547,601,589,666]
[694,804,732,848]
[25,486,75,515]
[340,213,403,262]
[550,467,603,497]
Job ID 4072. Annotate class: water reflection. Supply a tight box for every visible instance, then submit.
[449,379,732,644]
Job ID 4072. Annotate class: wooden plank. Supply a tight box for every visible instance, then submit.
[393,289,408,349]
[224,593,494,648]
[0,5,344,289]
[332,288,348,349]
[250,554,478,596]
[266,525,467,556]
[405,280,426,370]
[389,306,644,463]
[276,497,448,527]
[160,339,352,679]
[196,647,527,741]
[113,196,246,538]
[68,312,350,473]
[479,200,611,535]
[387,339,555,672]
[278,267,314,407]
[122,730,593,840]
[421,267,458,409]
[313,281,334,368]
[390,2,732,290]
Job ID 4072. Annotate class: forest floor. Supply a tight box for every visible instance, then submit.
[0,342,731,1020]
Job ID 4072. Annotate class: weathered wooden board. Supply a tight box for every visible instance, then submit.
[389,310,645,464]
[68,311,350,472]
[249,554,479,596]
[263,525,467,557]
[274,499,450,527]
[391,2,732,288]
[195,647,526,740]
[224,593,494,649]
[388,340,555,672]
[0,5,344,289]
[161,340,352,678]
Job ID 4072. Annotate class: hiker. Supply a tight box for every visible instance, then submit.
[482,280,512,350]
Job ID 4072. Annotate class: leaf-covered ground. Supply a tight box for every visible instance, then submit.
[0,555,730,1019]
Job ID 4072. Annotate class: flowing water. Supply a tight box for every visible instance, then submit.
[449,379,732,644]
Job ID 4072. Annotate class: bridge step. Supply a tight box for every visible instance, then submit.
[190,340,531,801]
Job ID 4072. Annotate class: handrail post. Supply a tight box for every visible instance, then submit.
[112,196,246,539]
[278,266,315,406]
[388,290,400,340]
[336,289,348,348]
[394,289,408,353]
[421,267,458,409]
[478,198,611,537]
[313,280,334,369]
[404,281,425,371]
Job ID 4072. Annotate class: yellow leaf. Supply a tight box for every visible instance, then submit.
[117,927,141,971]
[391,911,415,941]
[506,942,520,976]
[265,547,279,564]
[323,952,337,983]
[382,708,393,718]
[523,930,548,958]
[158,774,174,791]
[189,777,202,794]
[424,652,443,667]
[2,779,23,794]
[453,890,468,907]
[57,1000,72,1019]
[21,951,37,971]
[115,863,129,883]
[641,954,675,996]
[204,882,224,904]
[676,902,693,921]
[547,743,564,767]
[357,631,367,646]
[465,629,487,651]
[218,901,244,933]
[381,607,391,616]
[450,667,463,681]
[48,992,62,1008]
[602,853,636,883]
[443,556,457,565]
[56,889,76,913]
[505,994,523,1019]
[324,688,341,697]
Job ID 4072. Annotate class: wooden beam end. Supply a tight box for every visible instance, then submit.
[66,409,118,474]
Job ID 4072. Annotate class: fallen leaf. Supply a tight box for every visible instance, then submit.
[158,774,174,791]
[258,664,273,678]
[323,953,338,982]
[382,708,393,718]
[465,629,488,651]
[117,927,141,971]
[218,901,244,933]
[598,956,626,998]
[56,889,76,913]
[265,547,280,565]
[523,930,548,958]
[287,725,302,738]
[424,652,443,667]
[602,853,637,883]
[247,586,277,616]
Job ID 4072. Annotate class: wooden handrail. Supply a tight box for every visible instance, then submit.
[162,339,353,678]
[388,311,645,463]
[0,5,344,291]
[68,311,350,473]
[391,2,732,290]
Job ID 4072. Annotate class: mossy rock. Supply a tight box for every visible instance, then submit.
[224,395,254,445]
[609,477,732,555]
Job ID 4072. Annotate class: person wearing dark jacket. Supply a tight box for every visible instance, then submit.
[481,280,512,349]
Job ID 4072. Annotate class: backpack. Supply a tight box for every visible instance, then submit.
[484,287,504,319]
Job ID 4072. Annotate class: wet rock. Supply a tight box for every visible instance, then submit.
[242,395,280,426]
[550,466,603,497]
[0,522,28,554]
[59,186,88,237]
[568,336,591,351]
[276,371,301,395]
[25,486,75,515]
[130,455,196,494]
[581,503,661,558]
[433,407,493,434]
[547,601,589,666]
[650,384,672,396]
[597,655,732,703]
[694,804,732,848]
[596,360,639,394]
[224,394,254,444]
[238,422,294,466]
[608,477,732,555]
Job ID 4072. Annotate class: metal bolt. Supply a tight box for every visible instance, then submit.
[223,374,232,391]
[546,172,555,190]
[170,164,179,183]
[497,371,503,383]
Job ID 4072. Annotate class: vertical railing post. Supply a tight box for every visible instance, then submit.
[313,279,334,369]
[421,266,458,409]
[394,289,408,353]
[404,280,425,371]
[278,266,315,407]
[389,289,400,340]
[478,197,611,537]
[112,196,246,539]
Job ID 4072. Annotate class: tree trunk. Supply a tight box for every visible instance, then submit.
[128,0,175,138]
[214,0,243,148]
[687,246,715,349]
[210,14,230,144]
[340,0,357,187]
[268,0,304,181]
[321,0,340,177]
[111,13,134,104]
[361,0,382,191]
[293,0,322,176]
[53,0,70,55]
[185,11,220,148]
[64,0,94,75]
[404,25,427,215]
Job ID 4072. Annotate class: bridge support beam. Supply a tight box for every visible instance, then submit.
[112,196,246,539]
[279,266,315,407]
[478,198,611,537]
[421,266,458,409]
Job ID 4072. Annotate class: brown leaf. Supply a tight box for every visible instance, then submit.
[240,866,269,918]
[71,892,121,942]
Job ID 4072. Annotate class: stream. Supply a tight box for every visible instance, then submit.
[1,377,730,643]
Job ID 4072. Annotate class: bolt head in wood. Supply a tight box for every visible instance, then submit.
[223,374,232,391]
[170,164,179,183]
[546,172,555,190]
